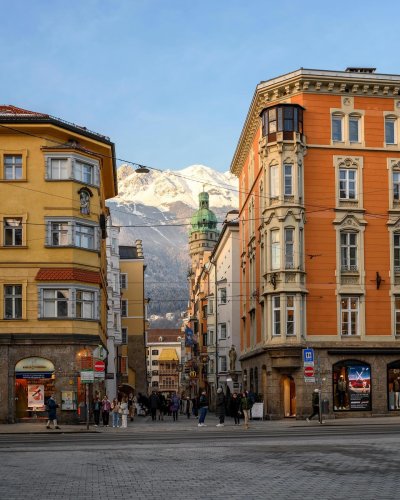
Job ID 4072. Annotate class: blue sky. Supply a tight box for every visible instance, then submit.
[1,0,400,172]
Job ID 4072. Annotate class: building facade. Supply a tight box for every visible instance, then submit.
[0,105,117,423]
[146,329,183,395]
[119,243,148,396]
[231,68,400,418]
[206,211,241,402]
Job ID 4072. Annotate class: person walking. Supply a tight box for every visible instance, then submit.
[198,391,209,427]
[149,391,160,421]
[128,393,135,422]
[337,375,347,410]
[101,395,111,427]
[185,396,192,419]
[92,396,101,427]
[215,388,226,427]
[240,391,253,430]
[393,376,400,410]
[111,398,120,428]
[306,389,321,422]
[171,392,180,421]
[158,392,166,421]
[46,394,60,429]
[120,397,129,428]
[230,392,241,425]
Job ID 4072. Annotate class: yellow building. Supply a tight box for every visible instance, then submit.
[119,242,148,395]
[0,105,117,423]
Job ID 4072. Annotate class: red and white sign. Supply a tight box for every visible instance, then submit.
[304,366,314,377]
[94,360,105,372]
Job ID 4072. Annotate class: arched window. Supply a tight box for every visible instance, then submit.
[332,360,371,411]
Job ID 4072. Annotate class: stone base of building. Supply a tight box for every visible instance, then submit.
[0,335,105,424]
[240,344,400,419]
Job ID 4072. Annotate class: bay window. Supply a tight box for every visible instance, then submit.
[40,286,99,320]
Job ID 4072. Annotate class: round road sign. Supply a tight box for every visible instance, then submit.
[304,366,314,377]
[94,360,105,372]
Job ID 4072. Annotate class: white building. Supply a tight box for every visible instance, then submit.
[207,211,241,401]
[105,218,122,399]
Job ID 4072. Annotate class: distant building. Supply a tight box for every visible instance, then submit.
[146,329,184,394]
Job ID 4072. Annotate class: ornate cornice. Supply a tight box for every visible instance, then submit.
[230,68,400,177]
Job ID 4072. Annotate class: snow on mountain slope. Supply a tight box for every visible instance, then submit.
[116,164,238,210]
[107,164,238,327]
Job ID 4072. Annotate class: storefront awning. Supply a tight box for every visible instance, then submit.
[158,349,178,361]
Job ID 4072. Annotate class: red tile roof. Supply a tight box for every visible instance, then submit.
[36,268,101,284]
[147,329,183,343]
[0,105,48,117]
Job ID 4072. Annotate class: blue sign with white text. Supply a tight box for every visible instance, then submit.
[303,348,314,364]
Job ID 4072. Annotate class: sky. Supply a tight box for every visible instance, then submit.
[1,0,400,172]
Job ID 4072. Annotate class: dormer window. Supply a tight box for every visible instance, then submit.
[261,104,304,141]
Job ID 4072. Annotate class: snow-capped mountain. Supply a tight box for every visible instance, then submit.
[107,164,238,327]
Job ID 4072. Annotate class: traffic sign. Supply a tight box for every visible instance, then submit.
[81,371,94,383]
[94,360,105,372]
[304,366,315,377]
[303,348,314,364]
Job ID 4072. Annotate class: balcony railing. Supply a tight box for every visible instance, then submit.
[341,265,358,272]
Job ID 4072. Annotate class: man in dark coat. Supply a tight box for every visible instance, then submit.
[149,391,160,421]
[215,388,226,427]
[46,394,60,429]
[306,389,321,422]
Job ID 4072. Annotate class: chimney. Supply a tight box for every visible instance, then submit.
[345,67,376,74]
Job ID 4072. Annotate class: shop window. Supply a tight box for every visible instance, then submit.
[387,361,400,411]
[333,360,371,411]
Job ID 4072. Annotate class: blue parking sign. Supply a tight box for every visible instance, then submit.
[303,348,314,363]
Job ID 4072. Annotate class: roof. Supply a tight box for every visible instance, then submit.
[158,349,179,361]
[0,105,49,117]
[36,268,101,284]
[147,329,182,343]
[190,191,219,235]
[119,246,140,259]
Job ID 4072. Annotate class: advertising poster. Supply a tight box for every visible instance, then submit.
[61,391,76,410]
[28,384,45,408]
[348,365,371,410]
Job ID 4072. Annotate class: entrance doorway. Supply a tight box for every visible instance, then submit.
[15,357,55,421]
[283,375,296,417]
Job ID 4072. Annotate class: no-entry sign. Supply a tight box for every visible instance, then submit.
[304,366,314,377]
[94,360,105,372]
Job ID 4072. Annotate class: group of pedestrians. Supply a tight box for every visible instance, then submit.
[148,391,181,421]
[93,394,134,428]
[198,389,254,429]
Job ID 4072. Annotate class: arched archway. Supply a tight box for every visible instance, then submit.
[282,375,296,417]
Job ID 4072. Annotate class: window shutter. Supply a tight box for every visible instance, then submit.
[94,164,100,187]
[45,221,51,246]
[38,288,42,318]
[44,157,50,180]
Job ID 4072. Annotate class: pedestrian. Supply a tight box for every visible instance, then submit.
[171,392,180,421]
[46,394,60,429]
[337,375,347,410]
[306,389,321,422]
[149,391,160,421]
[215,388,226,427]
[197,391,209,427]
[101,395,111,427]
[240,391,253,430]
[192,397,198,418]
[393,377,400,410]
[128,392,135,422]
[120,396,129,428]
[92,395,101,427]
[230,392,241,425]
[185,396,192,419]
[158,392,166,421]
[111,398,120,428]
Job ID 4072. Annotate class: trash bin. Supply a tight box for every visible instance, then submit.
[322,399,329,414]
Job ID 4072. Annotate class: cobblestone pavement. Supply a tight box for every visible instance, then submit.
[0,424,399,500]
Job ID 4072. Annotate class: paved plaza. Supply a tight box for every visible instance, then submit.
[0,416,399,499]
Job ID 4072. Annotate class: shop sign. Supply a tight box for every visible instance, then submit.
[81,371,94,383]
[16,372,53,379]
[15,357,55,372]
[28,384,45,408]
[94,371,105,380]
[304,376,316,383]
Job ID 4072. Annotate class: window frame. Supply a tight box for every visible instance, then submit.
[219,323,227,340]
[45,217,99,251]
[3,217,23,246]
[4,284,22,320]
[272,295,281,336]
[44,152,100,187]
[385,116,397,145]
[332,113,344,142]
[121,299,128,318]
[271,229,280,270]
[286,295,295,336]
[340,296,359,336]
[120,273,128,289]
[39,285,99,320]
[284,227,294,269]
[340,231,358,272]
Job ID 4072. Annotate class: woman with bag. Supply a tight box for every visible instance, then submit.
[120,396,129,428]
[111,398,120,428]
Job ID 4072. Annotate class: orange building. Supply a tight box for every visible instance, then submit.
[231,68,400,418]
